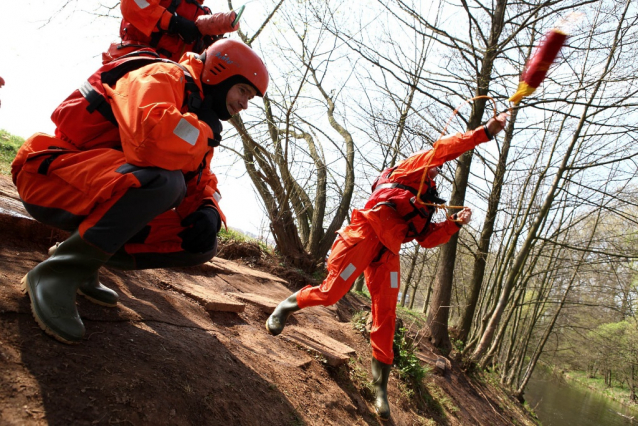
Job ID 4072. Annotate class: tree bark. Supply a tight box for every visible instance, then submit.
[426,0,508,349]
[457,108,517,343]
[471,0,631,362]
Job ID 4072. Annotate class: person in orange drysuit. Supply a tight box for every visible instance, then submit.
[103,0,240,63]
[266,113,508,420]
[12,39,268,345]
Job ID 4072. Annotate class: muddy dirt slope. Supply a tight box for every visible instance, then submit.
[0,175,537,426]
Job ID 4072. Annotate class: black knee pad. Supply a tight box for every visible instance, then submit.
[116,165,186,210]
[84,166,187,253]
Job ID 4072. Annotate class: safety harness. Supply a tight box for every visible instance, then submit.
[80,50,204,126]
[50,49,216,185]
[370,166,446,239]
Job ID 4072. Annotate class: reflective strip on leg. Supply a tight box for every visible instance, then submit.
[340,263,357,281]
[390,271,398,288]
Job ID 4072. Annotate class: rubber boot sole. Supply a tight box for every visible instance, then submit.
[21,274,80,345]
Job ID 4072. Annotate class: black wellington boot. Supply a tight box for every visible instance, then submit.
[371,356,392,420]
[22,231,112,344]
[265,291,300,336]
[48,242,119,307]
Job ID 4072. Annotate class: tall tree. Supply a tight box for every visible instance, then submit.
[471,0,636,361]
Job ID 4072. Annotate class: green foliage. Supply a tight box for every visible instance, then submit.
[311,268,327,282]
[218,227,250,242]
[350,310,368,335]
[218,227,270,252]
[451,338,465,353]
[353,286,371,301]
[0,129,24,176]
[394,327,429,383]
[396,305,427,329]
[346,357,375,400]
[565,370,638,407]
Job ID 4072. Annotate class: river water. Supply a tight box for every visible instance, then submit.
[525,370,638,425]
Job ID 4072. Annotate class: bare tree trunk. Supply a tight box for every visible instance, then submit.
[400,246,421,306]
[631,365,636,401]
[514,173,611,398]
[426,0,508,350]
[457,108,518,342]
[408,261,426,310]
[422,276,435,315]
[512,284,572,401]
[352,274,365,292]
[471,0,632,362]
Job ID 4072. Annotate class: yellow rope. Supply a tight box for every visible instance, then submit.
[414,95,499,222]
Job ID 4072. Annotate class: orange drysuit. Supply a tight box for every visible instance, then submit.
[103,0,210,63]
[12,53,224,264]
[296,127,491,365]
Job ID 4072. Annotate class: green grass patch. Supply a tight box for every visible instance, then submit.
[564,370,638,407]
[0,129,24,176]
[396,305,427,329]
[218,227,271,252]
[424,381,459,414]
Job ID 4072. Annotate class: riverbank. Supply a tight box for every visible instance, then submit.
[555,368,638,411]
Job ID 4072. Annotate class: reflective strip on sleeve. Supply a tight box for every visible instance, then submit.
[173,118,199,146]
[134,0,150,9]
[213,192,222,202]
[340,263,357,282]
[390,271,399,288]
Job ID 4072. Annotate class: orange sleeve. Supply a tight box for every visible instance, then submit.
[393,127,491,177]
[121,0,172,36]
[104,62,213,173]
[415,220,460,248]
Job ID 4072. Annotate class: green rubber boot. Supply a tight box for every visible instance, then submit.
[22,232,112,344]
[371,357,392,420]
[49,242,119,307]
[265,291,300,336]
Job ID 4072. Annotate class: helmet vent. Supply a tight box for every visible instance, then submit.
[214,66,223,73]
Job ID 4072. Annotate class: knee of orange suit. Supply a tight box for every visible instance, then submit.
[321,289,346,306]
[79,168,187,254]
[297,281,345,308]
[119,166,187,209]
[162,170,188,207]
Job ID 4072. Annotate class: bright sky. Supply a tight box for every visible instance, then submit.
[0,0,267,237]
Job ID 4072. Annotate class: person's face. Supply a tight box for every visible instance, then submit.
[428,166,441,180]
[226,83,257,116]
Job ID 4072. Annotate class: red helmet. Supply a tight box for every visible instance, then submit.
[201,39,269,96]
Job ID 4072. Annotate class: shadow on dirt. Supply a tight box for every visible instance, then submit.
[4,239,304,426]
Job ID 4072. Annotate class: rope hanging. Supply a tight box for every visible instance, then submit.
[414,95,499,222]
